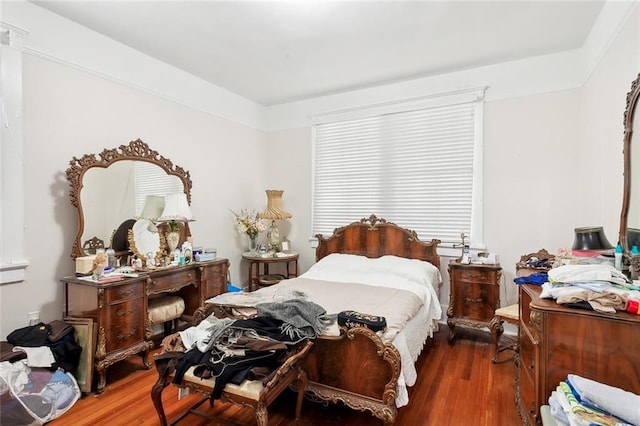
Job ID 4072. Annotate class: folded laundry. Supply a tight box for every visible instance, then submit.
[549,374,639,426]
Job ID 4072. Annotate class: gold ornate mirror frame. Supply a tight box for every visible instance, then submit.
[66,139,192,260]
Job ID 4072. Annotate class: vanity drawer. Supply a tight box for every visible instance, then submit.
[148,269,197,294]
[201,260,229,299]
[105,281,144,304]
[105,300,145,352]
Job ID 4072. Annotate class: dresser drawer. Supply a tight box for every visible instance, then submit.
[148,269,197,294]
[106,281,144,304]
[105,299,145,352]
[518,368,538,426]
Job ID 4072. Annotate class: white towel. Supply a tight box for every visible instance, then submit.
[12,346,56,368]
[548,264,630,285]
[568,374,640,426]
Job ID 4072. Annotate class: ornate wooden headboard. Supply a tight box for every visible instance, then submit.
[315,214,441,269]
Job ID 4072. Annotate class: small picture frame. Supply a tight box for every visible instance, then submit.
[183,248,193,264]
[280,240,291,253]
[63,317,95,393]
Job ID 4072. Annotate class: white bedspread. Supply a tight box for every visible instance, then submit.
[207,253,443,407]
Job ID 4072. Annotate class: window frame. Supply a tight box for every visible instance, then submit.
[1,23,29,285]
[310,87,486,254]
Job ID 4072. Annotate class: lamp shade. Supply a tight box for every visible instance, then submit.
[256,190,292,220]
[627,228,640,249]
[572,226,613,251]
[157,192,194,222]
[138,195,165,220]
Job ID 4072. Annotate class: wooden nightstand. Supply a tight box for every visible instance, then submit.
[447,260,502,342]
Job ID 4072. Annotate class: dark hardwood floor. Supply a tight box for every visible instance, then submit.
[50,325,522,425]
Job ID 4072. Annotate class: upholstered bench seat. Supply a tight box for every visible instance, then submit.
[181,365,264,399]
[148,296,185,337]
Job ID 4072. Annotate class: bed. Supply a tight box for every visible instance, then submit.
[206,215,442,424]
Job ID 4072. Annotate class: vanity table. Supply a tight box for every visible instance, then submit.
[61,259,228,394]
[242,252,298,291]
[63,139,232,393]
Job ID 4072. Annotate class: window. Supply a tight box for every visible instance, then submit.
[312,88,485,249]
[1,24,28,284]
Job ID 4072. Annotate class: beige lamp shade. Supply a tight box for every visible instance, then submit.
[257,190,292,220]
[157,192,194,222]
[138,195,165,220]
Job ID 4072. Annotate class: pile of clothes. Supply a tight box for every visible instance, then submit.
[539,264,640,313]
[163,299,328,400]
[1,320,82,425]
[548,374,640,426]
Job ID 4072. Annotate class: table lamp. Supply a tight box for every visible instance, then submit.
[257,189,292,250]
[157,192,195,253]
[572,226,613,256]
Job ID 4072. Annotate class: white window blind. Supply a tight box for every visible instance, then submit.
[133,162,184,214]
[312,88,485,248]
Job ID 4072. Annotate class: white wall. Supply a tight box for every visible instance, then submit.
[265,6,640,310]
[0,2,638,337]
[0,55,268,337]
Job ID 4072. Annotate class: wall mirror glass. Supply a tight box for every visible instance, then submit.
[620,73,640,263]
[66,139,192,260]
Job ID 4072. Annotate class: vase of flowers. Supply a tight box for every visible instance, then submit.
[232,209,266,254]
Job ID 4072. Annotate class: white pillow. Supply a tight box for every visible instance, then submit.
[303,253,441,289]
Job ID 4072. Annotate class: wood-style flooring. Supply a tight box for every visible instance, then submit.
[50,326,522,425]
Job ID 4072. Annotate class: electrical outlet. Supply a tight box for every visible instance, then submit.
[27,311,40,326]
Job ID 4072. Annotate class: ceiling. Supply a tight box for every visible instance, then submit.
[30,1,605,106]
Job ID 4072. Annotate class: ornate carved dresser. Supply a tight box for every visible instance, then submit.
[516,284,640,425]
[61,258,228,393]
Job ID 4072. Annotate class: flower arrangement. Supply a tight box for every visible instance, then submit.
[231,209,266,239]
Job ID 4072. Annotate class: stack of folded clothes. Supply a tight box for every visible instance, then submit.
[539,264,640,313]
[548,374,640,426]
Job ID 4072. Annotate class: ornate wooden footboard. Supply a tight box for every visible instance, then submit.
[302,327,401,425]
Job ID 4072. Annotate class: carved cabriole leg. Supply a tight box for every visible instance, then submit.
[446,304,456,341]
[255,403,268,426]
[95,365,107,394]
[489,316,504,363]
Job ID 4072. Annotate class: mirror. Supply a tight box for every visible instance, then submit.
[620,73,640,260]
[66,139,192,260]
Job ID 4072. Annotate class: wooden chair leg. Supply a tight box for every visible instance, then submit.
[295,368,308,420]
[150,372,170,426]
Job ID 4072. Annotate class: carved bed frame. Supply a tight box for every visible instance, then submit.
[301,214,441,425]
[185,215,440,425]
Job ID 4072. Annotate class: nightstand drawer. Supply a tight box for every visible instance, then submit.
[451,268,497,284]
[451,282,497,320]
